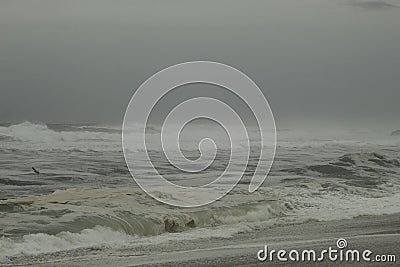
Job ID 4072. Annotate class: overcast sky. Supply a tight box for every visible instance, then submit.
[0,0,399,127]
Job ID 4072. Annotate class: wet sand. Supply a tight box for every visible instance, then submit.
[4,213,399,266]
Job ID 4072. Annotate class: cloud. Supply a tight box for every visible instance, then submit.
[350,1,399,9]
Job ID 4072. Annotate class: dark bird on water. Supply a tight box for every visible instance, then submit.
[32,167,40,174]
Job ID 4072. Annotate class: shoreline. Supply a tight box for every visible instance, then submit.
[4,213,399,266]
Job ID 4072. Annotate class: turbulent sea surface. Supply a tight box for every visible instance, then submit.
[0,122,400,261]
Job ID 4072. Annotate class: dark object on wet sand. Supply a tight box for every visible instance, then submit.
[391,130,400,136]
[32,167,40,174]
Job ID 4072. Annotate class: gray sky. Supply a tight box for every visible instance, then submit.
[0,0,399,127]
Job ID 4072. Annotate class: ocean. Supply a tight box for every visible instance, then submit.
[1,122,399,262]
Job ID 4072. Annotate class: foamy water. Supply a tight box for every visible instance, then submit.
[1,122,399,260]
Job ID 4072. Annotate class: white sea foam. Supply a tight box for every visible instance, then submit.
[0,226,134,260]
[294,191,400,221]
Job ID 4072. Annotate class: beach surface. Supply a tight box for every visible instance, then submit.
[4,213,399,267]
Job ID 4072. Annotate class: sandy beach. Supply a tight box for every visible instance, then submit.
[3,213,398,267]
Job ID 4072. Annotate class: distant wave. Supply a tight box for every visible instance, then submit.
[69,125,121,133]
[0,122,119,143]
[0,122,251,152]
[392,130,400,136]
[284,152,399,180]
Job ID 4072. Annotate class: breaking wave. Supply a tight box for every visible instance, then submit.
[1,179,400,260]
[0,187,294,236]
[0,186,296,260]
